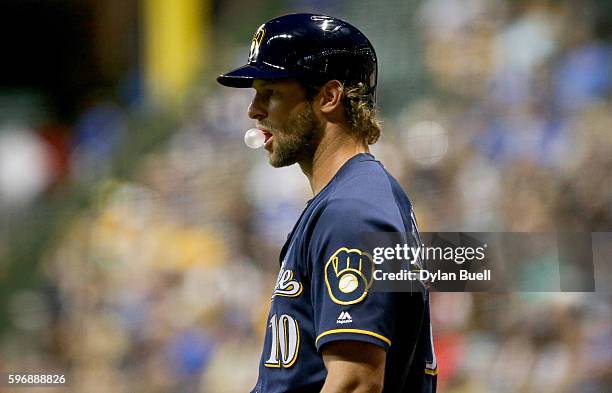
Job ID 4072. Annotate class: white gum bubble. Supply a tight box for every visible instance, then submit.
[244,128,265,149]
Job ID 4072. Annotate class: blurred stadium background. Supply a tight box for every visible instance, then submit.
[1,0,611,392]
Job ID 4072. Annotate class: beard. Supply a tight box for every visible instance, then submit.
[267,102,324,168]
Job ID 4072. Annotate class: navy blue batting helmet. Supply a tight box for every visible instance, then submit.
[217,13,377,103]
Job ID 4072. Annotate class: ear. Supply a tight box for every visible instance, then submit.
[317,80,344,116]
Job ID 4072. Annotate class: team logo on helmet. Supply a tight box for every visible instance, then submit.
[248,25,266,62]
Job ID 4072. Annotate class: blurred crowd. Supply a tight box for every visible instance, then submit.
[1,0,611,392]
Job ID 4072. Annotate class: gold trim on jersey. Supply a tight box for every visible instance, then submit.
[425,367,439,376]
[315,328,391,346]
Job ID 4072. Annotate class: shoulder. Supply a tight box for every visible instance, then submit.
[313,159,408,233]
[332,156,393,195]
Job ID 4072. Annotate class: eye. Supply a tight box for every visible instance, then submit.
[253,86,278,101]
[253,89,271,101]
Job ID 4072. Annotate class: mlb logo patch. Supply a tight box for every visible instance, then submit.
[336,311,353,324]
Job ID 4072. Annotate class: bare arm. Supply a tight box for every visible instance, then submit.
[320,341,386,393]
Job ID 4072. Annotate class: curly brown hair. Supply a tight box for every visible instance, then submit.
[342,83,382,145]
[303,81,382,145]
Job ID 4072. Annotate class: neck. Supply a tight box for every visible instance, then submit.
[299,125,369,195]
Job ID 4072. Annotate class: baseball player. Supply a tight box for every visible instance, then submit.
[217,13,437,393]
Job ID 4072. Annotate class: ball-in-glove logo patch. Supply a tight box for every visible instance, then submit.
[324,247,374,305]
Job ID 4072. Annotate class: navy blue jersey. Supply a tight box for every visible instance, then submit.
[251,153,437,393]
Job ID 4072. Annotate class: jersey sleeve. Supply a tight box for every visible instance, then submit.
[307,196,413,352]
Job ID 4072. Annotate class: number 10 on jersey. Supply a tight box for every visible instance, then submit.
[264,314,300,368]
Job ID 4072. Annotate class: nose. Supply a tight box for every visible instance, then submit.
[248,93,267,120]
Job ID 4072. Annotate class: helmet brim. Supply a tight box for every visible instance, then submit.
[217,63,298,88]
